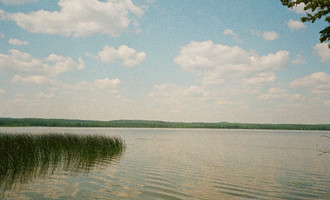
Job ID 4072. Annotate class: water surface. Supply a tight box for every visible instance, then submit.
[1,127,329,199]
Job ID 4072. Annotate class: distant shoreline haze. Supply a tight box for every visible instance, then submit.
[0,118,329,131]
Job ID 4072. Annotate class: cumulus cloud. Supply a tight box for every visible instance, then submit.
[258,88,302,101]
[12,75,52,84]
[288,19,306,30]
[292,54,306,64]
[147,84,184,113]
[34,92,54,99]
[62,78,121,92]
[290,72,330,88]
[262,31,279,41]
[0,49,85,76]
[174,40,289,85]
[94,45,146,67]
[243,72,276,85]
[93,78,121,89]
[8,38,29,46]
[147,84,210,114]
[290,72,330,96]
[288,1,306,14]
[1,0,143,37]
[148,84,209,99]
[217,100,234,106]
[148,84,180,98]
[0,49,42,72]
[43,54,85,76]
[250,29,279,41]
[223,28,241,42]
[0,88,6,95]
[313,43,330,63]
[0,0,37,5]
[258,88,286,100]
[183,86,209,97]
[147,83,255,120]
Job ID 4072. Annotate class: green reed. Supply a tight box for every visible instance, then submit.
[0,133,125,191]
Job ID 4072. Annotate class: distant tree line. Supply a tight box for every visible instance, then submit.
[0,118,329,131]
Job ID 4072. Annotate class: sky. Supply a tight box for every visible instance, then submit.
[0,0,329,124]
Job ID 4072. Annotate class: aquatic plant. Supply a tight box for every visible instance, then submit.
[0,133,125,191]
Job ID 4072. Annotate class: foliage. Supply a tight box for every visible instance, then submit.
[0,133,125,191]
[281,0,330,47]
[0,117,329,131]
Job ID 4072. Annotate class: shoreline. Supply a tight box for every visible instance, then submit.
[1,118,329,131]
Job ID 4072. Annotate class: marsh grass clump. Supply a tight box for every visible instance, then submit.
[0,133,125,191]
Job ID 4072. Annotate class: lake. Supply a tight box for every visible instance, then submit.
[0,127,329,199]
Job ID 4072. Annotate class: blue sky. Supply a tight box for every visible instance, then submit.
[0,0,329,123]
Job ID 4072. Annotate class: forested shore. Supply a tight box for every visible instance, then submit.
[0,118,329,131]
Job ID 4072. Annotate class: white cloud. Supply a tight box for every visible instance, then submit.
[223,28,241,42]
[290,72,330,88]
[0,9,10,20]
[93,78,121,89]
[12,75,52,84]
[0,0,37,5]
[0,49,85,76]
[96,45,146,67]
[313,43,330,63]
[311,84,330,96]
[243,72,276,85]
[35,92,54,99]
[62,78,121,92]
[288,19,306,30]
[250,29,279,41]
[258,88,302,101]
[147,84,211,115]
[0,88,6,95]
[146,83,262,122]
[290,72,330,96]
[217,100,234,106]
[8,38,29,46]
[200,74,225,85]
[148,84,209,99]
[0,49,42,72]
[262,31,279,41]
[183,86,209,97]
[174,40,289,85]
[249,29,262,37]
[289,1,306,14]
[43,54,85,76]
[1,0,143,37]
[66,81,90,91]
[148,84,181,98]
[292,54,306,64]
[258,88,286,100]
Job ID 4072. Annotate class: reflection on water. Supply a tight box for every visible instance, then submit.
[0,128,329,199]
[0,133,124,193]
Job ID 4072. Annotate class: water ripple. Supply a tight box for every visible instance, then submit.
[1,128,329,199]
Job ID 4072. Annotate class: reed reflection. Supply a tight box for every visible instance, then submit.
[0,133,125,191]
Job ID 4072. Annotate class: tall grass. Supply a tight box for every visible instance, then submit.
[0,133,125,191]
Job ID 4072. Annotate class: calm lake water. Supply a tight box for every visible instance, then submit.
[0,127,329,199]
